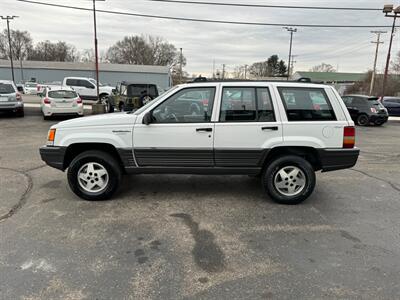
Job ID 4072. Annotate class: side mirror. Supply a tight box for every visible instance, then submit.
[143,112,153,125]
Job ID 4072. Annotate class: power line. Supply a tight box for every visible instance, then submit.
[147,0,381,11]
[16,0,400,28]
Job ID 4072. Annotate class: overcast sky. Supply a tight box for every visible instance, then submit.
[2,0,400,76]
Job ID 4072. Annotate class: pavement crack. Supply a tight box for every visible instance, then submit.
[24,164,47,172]
[350,168,400,193]
[0,167,34,222]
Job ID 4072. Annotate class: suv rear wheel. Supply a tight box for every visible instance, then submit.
[357,114,369,126]
[67,150,122,200]
[262,155,315,205]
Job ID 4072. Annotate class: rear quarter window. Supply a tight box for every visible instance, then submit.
[278,87,336,121]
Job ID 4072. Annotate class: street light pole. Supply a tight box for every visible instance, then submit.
[1,16,19,83]
[284,27,297,80]
[381,4,399,98]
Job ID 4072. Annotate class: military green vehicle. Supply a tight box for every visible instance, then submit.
[108,82,160,112]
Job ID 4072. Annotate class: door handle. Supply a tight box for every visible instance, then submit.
[196,128,212,132]
[261,126,279,131]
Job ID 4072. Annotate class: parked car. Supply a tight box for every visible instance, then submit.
[37,82,61,96]
[341,94,388,126]
[381,96,400,116]
[40,80,359,205]
[41,88,83,120]
[108,82,160,112]
[62,77,114,110]
[24,82,38,95]
[16,83,25,94]
[0,80,24,117]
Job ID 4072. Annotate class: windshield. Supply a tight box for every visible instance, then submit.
[25,83,36,88]
[89,79,103,86]
[0,83,15,94]
[48,90,77,99]
[133,86,179,115]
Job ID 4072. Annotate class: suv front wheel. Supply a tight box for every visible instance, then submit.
[67,150,122,200]
[262,155,316,205]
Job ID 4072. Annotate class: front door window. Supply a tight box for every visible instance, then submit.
[152,87,215,123]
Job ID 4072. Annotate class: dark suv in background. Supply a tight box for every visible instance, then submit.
[381,96,400,116]
[342,94,388,126]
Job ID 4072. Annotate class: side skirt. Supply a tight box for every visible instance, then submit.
[125,166,261,176]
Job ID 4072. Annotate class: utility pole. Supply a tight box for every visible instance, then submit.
[369,31,385,95]
[244,64,248,79]
[382,4,399,98]
[90,0,105,113]
[222,64,226,80]
[283,27,297,81]
[1,16,19,83]
[179,48,183,83]
[290,55,297,77]
[212,59,215,79]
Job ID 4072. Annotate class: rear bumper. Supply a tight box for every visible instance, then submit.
[42,106,83,116]
[0,103,24,112]
[39,146,66,171]
[317,148,360,172]
[370,115,388,124]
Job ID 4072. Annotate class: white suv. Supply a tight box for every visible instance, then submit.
[40,80,359,204]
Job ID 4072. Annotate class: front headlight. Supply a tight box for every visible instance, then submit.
[47,128,56,146]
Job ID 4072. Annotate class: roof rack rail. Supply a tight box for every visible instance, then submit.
[188,76,321,84]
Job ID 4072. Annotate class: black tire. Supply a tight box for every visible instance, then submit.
[262,155,316,205]
[357,114,369,126]
[374,120,384,126]
[67,150,122,201]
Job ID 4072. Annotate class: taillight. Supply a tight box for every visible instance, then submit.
[16,92,22,101]
[76,97,82,104]
[43,98,51,104]
[370,107,377,113]
[343,126,355,149]
[37,85,40,91]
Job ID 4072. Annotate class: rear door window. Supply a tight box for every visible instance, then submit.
[278,87,336,121]
[65,79,78,86]
[220,87,275,122]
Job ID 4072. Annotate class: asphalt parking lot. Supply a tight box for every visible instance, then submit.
[1,107,400,299]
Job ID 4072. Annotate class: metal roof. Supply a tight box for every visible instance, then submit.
[0,59,170,74]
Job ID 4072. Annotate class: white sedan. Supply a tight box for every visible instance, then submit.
[41,88,83,120]
[24,82,38,95]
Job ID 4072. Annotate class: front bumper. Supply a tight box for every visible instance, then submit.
[317,148,360,172]
[39,146,66,171]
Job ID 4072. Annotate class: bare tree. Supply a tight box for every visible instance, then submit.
[392,51,400,74]
[310,63,336,72]
[248,55,287,78]
[106,35,185,67]
[28,40,78,62]
[0,29,33,60]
